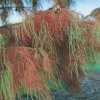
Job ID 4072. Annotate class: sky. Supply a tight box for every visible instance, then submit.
[1,0,100,25]
[39,0,100,16]
[72,0,100,16]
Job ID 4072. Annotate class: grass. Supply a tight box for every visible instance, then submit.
[85,63,100,71]
[84,53,100,71]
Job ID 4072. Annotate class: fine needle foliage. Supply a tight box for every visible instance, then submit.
[5,45,53,100]
[0,0,79,23]
[0,7,100,100]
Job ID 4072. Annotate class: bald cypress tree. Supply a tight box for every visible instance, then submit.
[0,0,77,23]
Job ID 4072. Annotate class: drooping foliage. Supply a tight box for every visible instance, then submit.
[0,8,100,100]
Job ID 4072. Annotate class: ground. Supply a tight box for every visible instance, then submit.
[19,71,100,100]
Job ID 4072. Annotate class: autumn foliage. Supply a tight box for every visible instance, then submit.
[0,8,100,100]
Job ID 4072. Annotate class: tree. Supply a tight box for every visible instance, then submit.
[1,1,100,100]
[90,7,100,22]
[0,0,76,23]
[83,7,100,22]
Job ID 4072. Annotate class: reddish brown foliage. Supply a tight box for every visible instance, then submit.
[34,9,70,42]
[15,9,71,46]
[1,8,100,100]
[5,45,49,94]
[56,41,84,92]
[81,21,100,48]
[12,9,100,93]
